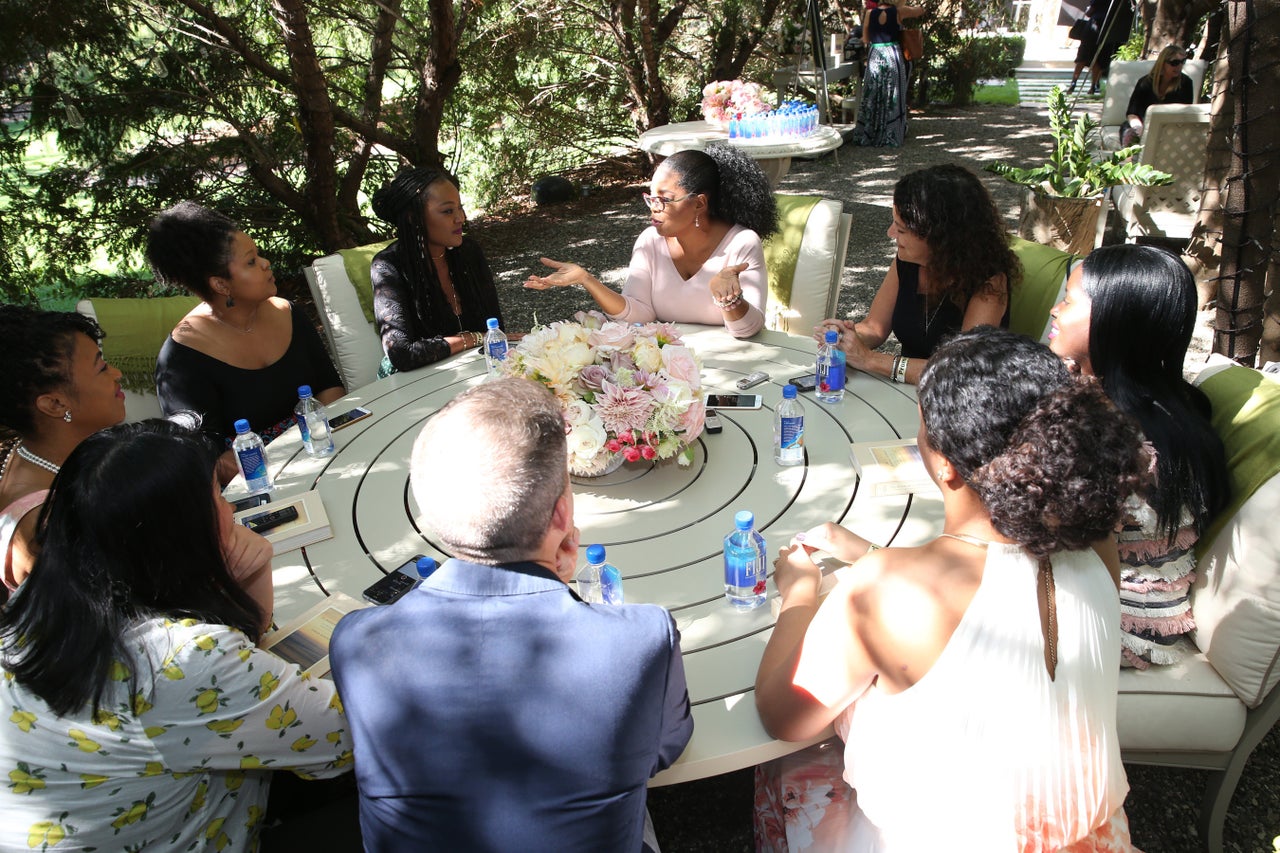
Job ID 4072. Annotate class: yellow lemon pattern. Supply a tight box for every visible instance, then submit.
[9,709,36,732]
[9,762,47,794]
[0,618,349,851]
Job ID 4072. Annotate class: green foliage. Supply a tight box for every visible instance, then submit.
[912,0,1026,108]
[985,87,1173,198]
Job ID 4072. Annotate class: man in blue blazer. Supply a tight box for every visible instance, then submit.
[330,378,693,852]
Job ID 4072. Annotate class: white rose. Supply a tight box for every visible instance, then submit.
[563,399,594,427]
[567,418,608,461]
[633,338,663,372]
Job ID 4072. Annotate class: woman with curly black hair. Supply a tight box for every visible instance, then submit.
[370,167,508,377]
[524,144,777,338]
[755,327,1147,850]
[817,164,1019,384]
[0,305,125,595]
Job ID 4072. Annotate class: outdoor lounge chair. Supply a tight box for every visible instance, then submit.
[1109,103,1212,243]
[1098,59,1207,152]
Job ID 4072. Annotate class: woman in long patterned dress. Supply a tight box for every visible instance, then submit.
[854,0,925,147]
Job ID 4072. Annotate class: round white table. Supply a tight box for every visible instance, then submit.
[636,121,844,187]
[240,327,942,785]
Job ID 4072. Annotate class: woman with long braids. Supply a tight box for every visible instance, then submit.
[524,144,777,338]
[370,167,507,377]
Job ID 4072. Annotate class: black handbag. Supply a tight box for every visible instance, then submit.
[1069,17,1093,40]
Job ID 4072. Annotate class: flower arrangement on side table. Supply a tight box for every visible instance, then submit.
[502,312,706,476]
[701,80,772,124]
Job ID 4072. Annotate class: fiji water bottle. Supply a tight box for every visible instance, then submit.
[577,544,624,605]
[484,317,508,376]
[817,329,846,404]
[774,384,805,466]
[294,385,335,457]
[232,419,272,494]
[723,511,767,610]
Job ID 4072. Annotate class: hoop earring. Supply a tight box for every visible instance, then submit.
[63,411,73,423]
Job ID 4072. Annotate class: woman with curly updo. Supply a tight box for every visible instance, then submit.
[148,201,344,466]
[524,144,777,338]
[817,164,1019,385]
[371,167,507,377]
[0,305,125,596]
[756,327,1146,850]
[1050,245,1230,668]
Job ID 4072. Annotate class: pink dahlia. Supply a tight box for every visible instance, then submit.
[596,381,655,435]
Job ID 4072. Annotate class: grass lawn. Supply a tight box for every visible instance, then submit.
[974,79,1019,106]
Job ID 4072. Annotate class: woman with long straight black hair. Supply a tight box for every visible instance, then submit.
[1050,244,1231,667]
[0,421,351,852]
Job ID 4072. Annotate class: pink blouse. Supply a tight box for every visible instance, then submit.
[610,224,766,338]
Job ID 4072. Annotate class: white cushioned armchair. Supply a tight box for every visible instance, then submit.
[1116,356,1280,852]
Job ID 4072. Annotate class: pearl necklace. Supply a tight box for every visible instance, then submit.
[16,444,61,474]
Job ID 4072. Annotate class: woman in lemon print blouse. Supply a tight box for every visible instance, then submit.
[0,421,351,853]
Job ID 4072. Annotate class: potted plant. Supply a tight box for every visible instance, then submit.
[986,87,1173,254]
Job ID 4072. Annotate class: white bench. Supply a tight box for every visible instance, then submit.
[1109,102,1212,242]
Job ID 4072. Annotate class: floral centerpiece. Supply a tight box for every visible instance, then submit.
[701,80,772,124]
[503,311,706,476]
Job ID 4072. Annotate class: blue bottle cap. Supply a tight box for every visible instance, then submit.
[735,510,754,530]
[825,329,839,344]
[782,384,797,398]
[586,543,606,564]
[416,557,439,579]
[234,419,251,434]
[298,385,312,398]
[486,317,500,329]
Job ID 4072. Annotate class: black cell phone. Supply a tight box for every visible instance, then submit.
[241,505,299,533]
[362,555,427,605]
[705,411,723,434]
[789,373,818,393]
[329,407,372,431]
[705,393,763,410]
[231,493,271,513]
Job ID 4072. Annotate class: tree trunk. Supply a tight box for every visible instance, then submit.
[1183,13,1234,308]
[271,0,343,249]
[1148,0,1216,52]
[1213,0,1280,364]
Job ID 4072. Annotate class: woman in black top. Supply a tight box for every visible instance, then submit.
[1122,45,1194,146]
[815,165,1018,385]
[370,168,506,377]
[148,202,343,477]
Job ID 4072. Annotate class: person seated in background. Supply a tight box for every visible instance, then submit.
[755,327,1147,850]
[524,144,776,339]
[1121,44,1194,146]
[148,201,344,477]
[0,421,351,853]
[1049,245,1230,668]
[370,167,510,377]
[0,305,125,596]
[330,377,693,852]
[816,164,1019,385]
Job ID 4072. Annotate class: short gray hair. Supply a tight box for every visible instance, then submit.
[410,377,568,563]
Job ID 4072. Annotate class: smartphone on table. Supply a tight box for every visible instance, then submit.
[362,555,428,605]
[788,373,818,393]
[329,407,373,431]
[705,393,763,410]
[240,505,299,533]
[231,493,272,513]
